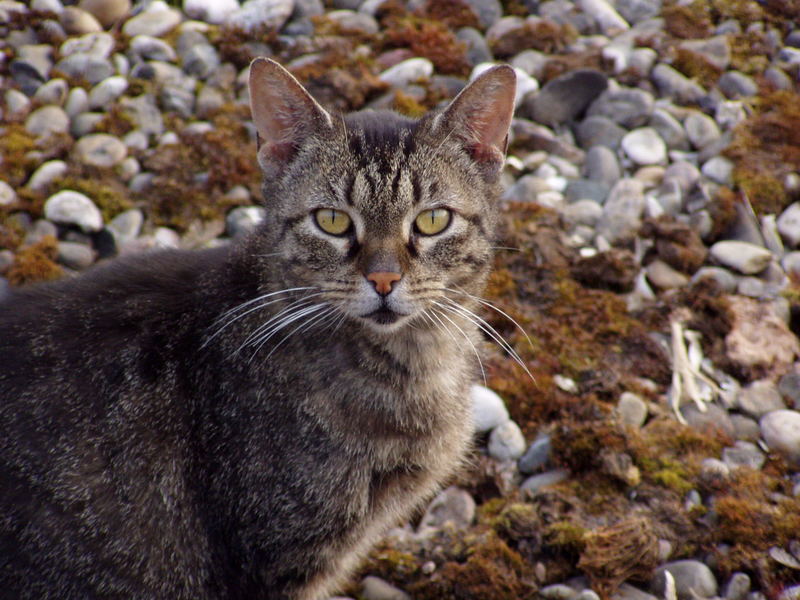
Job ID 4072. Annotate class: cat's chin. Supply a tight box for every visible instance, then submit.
[360,307,411,333]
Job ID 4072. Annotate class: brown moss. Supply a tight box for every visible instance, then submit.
[392,90,428,118]
[56,173,133,224]
[728,31,771,75]
[0,124,39,187]
[383,16,471,76]
[5,235,63,286]
[95,104,136,138]
[490,18,577,59]
[210,25,278,71]
[672,47,723,83]
[662,2,713,39]
[419,0,480,30]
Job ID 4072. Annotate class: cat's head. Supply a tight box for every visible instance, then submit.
[247,58,515,333]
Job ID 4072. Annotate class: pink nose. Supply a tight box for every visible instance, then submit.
[367,271,401,296]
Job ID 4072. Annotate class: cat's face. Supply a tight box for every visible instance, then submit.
[248,59,516,333]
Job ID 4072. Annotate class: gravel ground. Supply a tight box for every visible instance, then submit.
[1,0,800,598]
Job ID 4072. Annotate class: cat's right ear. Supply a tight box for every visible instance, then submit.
[248,58,333,175]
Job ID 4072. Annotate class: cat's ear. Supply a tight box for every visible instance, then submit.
[434,65,516,181]
[248,58,334,174]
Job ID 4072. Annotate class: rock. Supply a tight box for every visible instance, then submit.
[379,57,433,87]
[596,179,646,243]
[524,69,608,127]
[646,259,688,289]
[25,105,69,136]
[760,410,800,466]
[650,108,690,151]
[613,583,660,600]
[226,0,295,32]
[680,403,735,438]
[578,0,629,34]
[119,94,164,138]
[718,70,758,99]
[74,133,127,168]
[57,241,95,270]
[61,6,102,35]
[699,457,729,486]
[360,576,410,600]
[122,1,182,37]
[584,145,621,186]
[470,385,509,433]
[23,220,59,247]
[614,391,647,427]
[64,87,89,118]
[71,112,105,137]
[5,88,31,118]
[679,35,730,70]
[107,208,143,248]
[730,414,761,442]
[226,206,266,238]
[521,469,569,495]
[540,583,578,600]
[54,53,114,85]
[88,75,128,109]
[651,63,706,104]
[709,241,772,275]
[418,486,475,531]
[462,0,502,28]
[130,34,177,62]
[622,127,667,165]
[518,434,552,473]
[691,266,738,292]
[0,181,16,206]
[651,560,718,600]
[33,78,68,106]
[44,190,103,232]
[576,115,627,149]
[183,0,240,24]
[562,199,603,228]
[778,370,800,409]
[181,44,220,79]
[60,32,115,59]
[79,0,130,28]
[31,0,63,12]
[587,87,654,128]
[326,10,379,34]
[722,440,765,470]
[26,160,68,192]
[456,27,493,66]
[722,572,751,600]
[777,202,800,248]
[488,420,526,462]
[737,379,785,418]
[726,296,800,377]
[685,112,720,150]
[701,156,733,185]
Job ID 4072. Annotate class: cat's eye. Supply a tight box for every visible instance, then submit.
[414,208,451,236]
[314,209,352,236]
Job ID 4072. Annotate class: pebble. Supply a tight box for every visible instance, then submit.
[562,199,603,228]
[709,241,772,275]
[737,380,785,418]
[777,202,800,248]
[650,108,690,151]
[226,206,266,238]
[57,241,96,270]
[760,410,800,466]
[79,0,130,28]
[61,6,102,35]
[587,87,654,128]
[25,105,70,136]
[579,0,629,34]
[417,486,475,531]
[130,35,178,62]
[26,160,68,193]
[5,89,30,117]
[622,127,667,165]
[701,156,733,185]
[647,259,689,288]
[488,420,526,462]
[717,70,758,99]
[0,181,16,206]
[699,457,729,486]
[679,35,730,70]
[74,133,127,168]
[585,145,621,186]
[596,178,646,243]
[729,414,761,442]
[722,440,765,471]
[778,371,800,410]
[107,208,144,248]
[226,0,295,32]
[616,391,648,427]
[680,403,735,438]
[470,385,509,433]
[576,115,627,149]
[360,576,410,600]
[521,469,570,495]
[651,64,706,104]
[181,44,220,79]
[525,69,608,127]
[183,0,240,24]
[518,434,552,474]
[71,112,105,137]
[651,560,718,600]
[379,57,433,87]
[64,87,89,118]
[456,28,493,67]
[88,75,128,109]
[44,190,104,232]
[123,2,182,37]
[33,78,68,106]
[54,53,114,85]
[685,112,720,150]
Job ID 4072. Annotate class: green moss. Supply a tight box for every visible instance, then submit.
[56,175,133,223]
[5,235,63,286]
[545,520,587,552]
[0,124,38,187]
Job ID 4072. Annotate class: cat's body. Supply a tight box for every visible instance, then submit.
[0,60,516,599]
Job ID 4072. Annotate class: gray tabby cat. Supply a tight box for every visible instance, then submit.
[0,58,516,599]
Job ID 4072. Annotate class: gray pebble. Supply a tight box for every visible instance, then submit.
[575,115,627,150]
[701,156,733,185]
[540,584,578,600]
[184,0,240,24]
[521,469,569,495]
[122,2,182,37]
[679,35,730,70]
[718,70,758,99]
[0,181,17,206]
[777,202,800,248]
[33,78,68,106]
[680,402,735,438]
[119,94,164,138]
[778,370,800,409]
[470,384,509,433]
[525,69,608,127]
[685,112,721,150]
[587,87,654,128]
[55,53,114,85]
[730,414,761,442]
[722,440,765,470]
[226,0,295,32]
[26,160,68,193]
[596,178,646,243]
[737,276,766,298]
[60,6,102,35]
[88,76,128,110]
[716,100,748,131]
[456,27,493,66]
[760,409,800,466]
[518,434,551,474]
[651,560,718,600]
[71,112,105,137]
[379,58,433,87]
[564,179,609,205]
[107,208,144,248]
[647,259,689,289]
[613,583,660,600]
[585,145,621,186]
[64,87,89,118]
[44,190,103,232]
[5,88,31,118]
[651,63,706,104]
[57,241,96,270]
[577,591,600,600]
[326,10,379,34]
[360,576,410,600]
[710,241,772,275]
[74,133,127,168]
[60,32,115,60]
[562,199,603,228]
[182,44,221,79]
[737,379,785,418]
[650,108,690,151]
[23,220,59,247]
[418,486,475,531]
[783,251,800,276]
[25,105,69,136]
[488,420,526,462]
[130,35,178,62]
[226,206,266,238]
[622,127,667,165]
[615,391,648,427]
[699,457,729,485]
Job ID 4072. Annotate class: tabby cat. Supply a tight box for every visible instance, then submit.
[0,58,516,599]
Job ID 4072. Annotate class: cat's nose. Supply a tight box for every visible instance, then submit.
[367,271,401,296]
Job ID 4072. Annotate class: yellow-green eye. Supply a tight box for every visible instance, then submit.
[415,208,451,236]
[314,209,352,236]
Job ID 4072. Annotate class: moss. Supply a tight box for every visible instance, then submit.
[0,124,39,188]
[662,2,713,39]
[382,16,471,76]
[672,47,723,83]
[95,104,136,138]
[728,31,771,75]
[56,172,133,223]
[5,235,63,286]
[391,89,428,118]
[544,520,588,553]
[418,0,480,30]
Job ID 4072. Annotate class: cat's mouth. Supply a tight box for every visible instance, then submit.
[363,306,404,325]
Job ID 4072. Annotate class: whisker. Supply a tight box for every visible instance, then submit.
[247,304,327,363]
[263,306,336,361]
[237,295,325,351]
[429,307,487,387]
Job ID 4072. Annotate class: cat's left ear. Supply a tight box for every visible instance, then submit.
[433,65,516,181]
[248,58,334,175]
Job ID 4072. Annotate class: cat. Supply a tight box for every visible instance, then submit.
[0,58,516,599]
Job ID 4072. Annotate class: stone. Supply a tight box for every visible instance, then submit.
[25,105,69,137]
[616,392,648,427]
[613,583,660,600]
[5,89,30,118]
[622,127,667,166]
[701,156,733,185]
[181,44,220,79]
[360,576,410,600]
[88,75,128,109]
[107,208,144,247]
[730,414,761,442]
[699,457,729,486]
[26,160,68,192]
[79,0,130,28]
[226,206,266,238]
[379,57,433,87]
[31,0,63,12]
[44,190,103,232]
[650,108,690,151]
[57,241,95,270]
[540,583,578,600]
[718,70,758,99]
[760,409,800,466]
[722,572,751,600]
[587,87,654,128]
[183,0,239,23]
[54,53,114,85]
[722,440,765,470]
[60,32,115,59]
[651,560,718,600]
[525,69,608,127]
[226,0,294,32]
[462,0,502,28]
[119,94,164,138]
[71,112,105,137]
[326,10,379,34]
[518,435,551,473]
[33,78,68,106]
[0,181,16,206]
[710,241,771,275]
[74,133,127,168]
[578,0,629,34]
[470,385,509,433]
[778,371,800,410]
[562,199,603,228]
[456,27,493,66]
[575,115,627,150]
[662,161,700,194]
[685,112,720,150]
[510,49,548,80]
[777,202,800,248]
[679,35,730,70]
[680,403,735,437]
[584,145,621,186]
[646,259,688,289]
[418,486,475,531]
[122,1,182,37]
[61,6,102,35]
[596,179,646,243]
[521,469,569,495]
[130,35,177,62]
[651,64,706,104]
[64,87,89,118]
[737,379,785,418]
[488,420,526,462]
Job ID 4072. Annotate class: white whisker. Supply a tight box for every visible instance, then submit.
[428,307,486,387]
[445,286,534,352]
